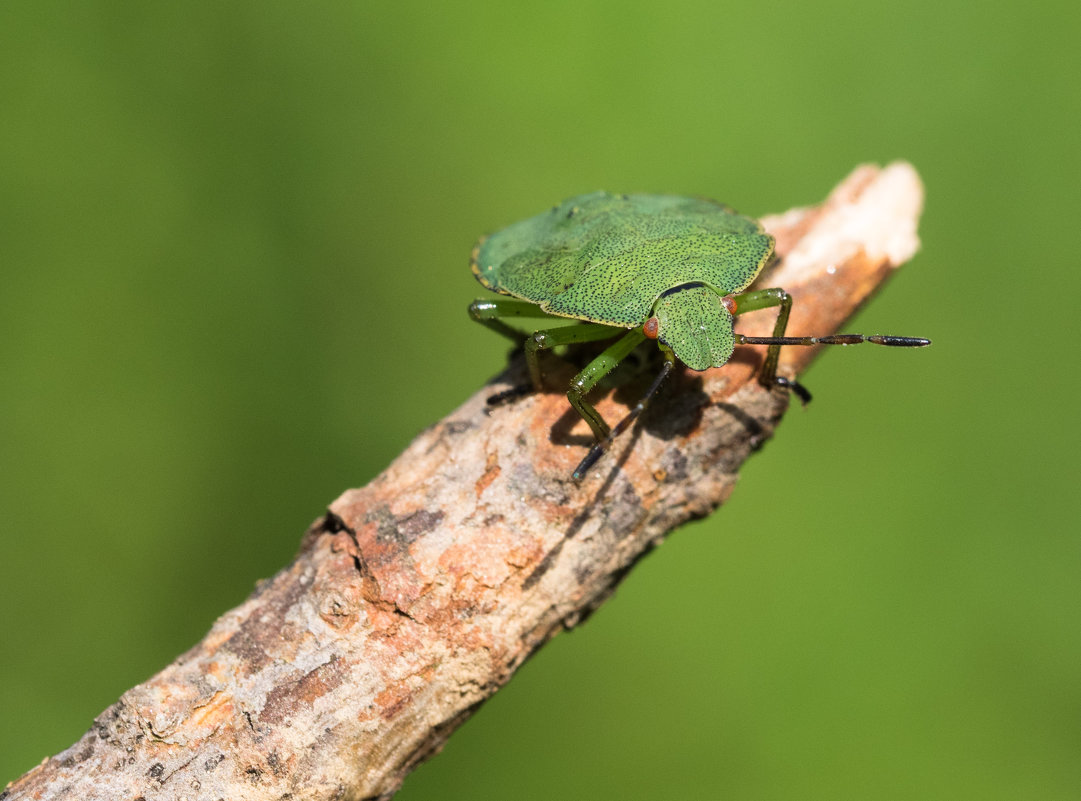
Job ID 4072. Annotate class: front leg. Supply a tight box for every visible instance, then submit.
[724,287,793,389]
[565,328,648,441]
[727,287,929,404]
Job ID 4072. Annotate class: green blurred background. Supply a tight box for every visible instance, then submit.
[2,1,1078,797]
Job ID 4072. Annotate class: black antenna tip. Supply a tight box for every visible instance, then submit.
[868,336,932,347]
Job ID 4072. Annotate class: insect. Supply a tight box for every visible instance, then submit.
[469,192,930,480]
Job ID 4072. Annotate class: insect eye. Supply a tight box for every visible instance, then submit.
[642,317,660,339]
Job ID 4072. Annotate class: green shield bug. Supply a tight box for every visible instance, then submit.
[469,192,930,480]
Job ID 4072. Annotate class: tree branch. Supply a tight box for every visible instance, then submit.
[4,162,924,801]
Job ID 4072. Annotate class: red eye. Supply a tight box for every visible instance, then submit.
[642,317,660,339]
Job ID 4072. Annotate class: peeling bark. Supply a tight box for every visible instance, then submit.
[4,163,925,801]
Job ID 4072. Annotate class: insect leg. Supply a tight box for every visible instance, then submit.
[573,352,675,481]
[468,298,554,342]
[725,288,794,392]
[522,322,628,393]
[470,299,621,391]
[727,287,931,402]
[565,328,648,442]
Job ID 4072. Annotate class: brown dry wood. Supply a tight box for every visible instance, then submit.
[5,162,925,801]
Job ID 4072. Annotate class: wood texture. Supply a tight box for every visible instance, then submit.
[4,162,924,801]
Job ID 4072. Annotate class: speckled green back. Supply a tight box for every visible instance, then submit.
[472,191,774,327]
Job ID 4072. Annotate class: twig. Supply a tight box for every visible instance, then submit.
[4,162,924,801]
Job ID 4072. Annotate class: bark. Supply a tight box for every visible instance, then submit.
[4,162,925,801]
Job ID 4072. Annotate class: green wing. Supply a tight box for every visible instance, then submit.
[471,192,774,326]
